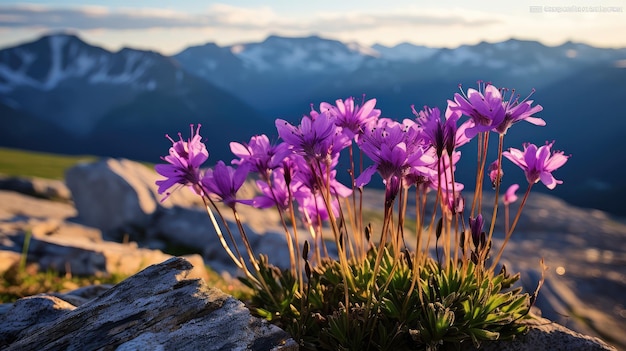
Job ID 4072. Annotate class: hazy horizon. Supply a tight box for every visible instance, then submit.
[1,1,625,54]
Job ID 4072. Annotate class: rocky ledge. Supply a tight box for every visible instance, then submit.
[0,257,616,351]
[0,158,623,350]
[0,257,297,351]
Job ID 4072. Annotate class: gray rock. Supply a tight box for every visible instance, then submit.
[51,284,114,307]
[149,206,214,249]
[0,295,76,346]
[0,250,21,273]
[0,189,76,221]
[469,316,617,351]
[62,158,295,274]
[151,206,298,274]
[65,158,202,232]
[27,232,205,279]
[0,257,297,351]
[0,175,71,202]
[0,203,209,280]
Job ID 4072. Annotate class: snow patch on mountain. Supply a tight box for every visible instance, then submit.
[0,34,162,93]
[372,43,438,62]
[439,46,484,66]
[232,36,375,73]
[46,35,68,90]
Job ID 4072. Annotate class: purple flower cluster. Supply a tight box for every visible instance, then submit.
[503,141,568,189]
[156,82,569,228]
[448,81,545,137]
[155,124,208,200]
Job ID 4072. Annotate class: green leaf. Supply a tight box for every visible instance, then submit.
[469,327,501,340]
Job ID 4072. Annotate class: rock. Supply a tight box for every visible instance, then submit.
[0,257,297,351]
[0,189,76,221]
[0,251,21,273]
[516,267,626,351]
[149,206,215,250]
[0,295,76,346]
[0,197,209,280]
[51,284,114,307]
[21,230,209,280]
[65,158,202,232]
[151,206,297,274]
[0,175,71,202]
[63,158,295,274]
[467,316,617,351]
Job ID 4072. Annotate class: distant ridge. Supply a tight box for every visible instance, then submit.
[1,32,625,215]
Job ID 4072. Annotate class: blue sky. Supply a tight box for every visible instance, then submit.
[1,1,624,54]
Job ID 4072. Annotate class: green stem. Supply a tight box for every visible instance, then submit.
[19,230,32,274]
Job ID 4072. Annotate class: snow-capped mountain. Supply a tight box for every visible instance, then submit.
[0,33,269,162]
[174,35,383,112]
[0,34,205,135]
[428,39,626,75]
[173,35,626,114]
[233,35,377,73]
[371,43,439,62]
[0,35,158,94]
[2,33,626,215]
[177,35,377,76]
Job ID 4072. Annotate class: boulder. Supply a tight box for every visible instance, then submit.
[63,158,294,273]
[0,175,71,202]
[0,251,21,274]
[0,189,76,221]
[65,158,202,232]
[0,212,209,281]
[150,206,294,274]
[0,257,297,351]
[468,316,617,351]
[0,257,614,350]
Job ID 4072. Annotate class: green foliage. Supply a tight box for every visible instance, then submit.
[0,264,127,303]
[0,147,96,180]
[1,260,248,304]
[0,147,153,180]
[241,248,532,351]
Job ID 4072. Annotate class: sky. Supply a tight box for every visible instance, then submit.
[0,0,625,54]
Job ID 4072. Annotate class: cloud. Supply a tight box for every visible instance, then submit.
[313,12,499,32]
[0,4,213,30]
[0,3,500,32]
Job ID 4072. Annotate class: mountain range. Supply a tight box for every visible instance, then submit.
[1,32,625,216]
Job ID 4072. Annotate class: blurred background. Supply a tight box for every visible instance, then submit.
[1,0,626,215]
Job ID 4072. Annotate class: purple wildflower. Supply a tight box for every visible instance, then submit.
[503,184,519,205]
[469,214,486,249]
[299,191,341,227]
[201,161,250,209]
[488,160,504,188]
[155,124,208,200]
[444,191,465,215]
[495,88,545,134]
[290,154,352,200]
[454,119,474,149]
[320,96,381,139]
[251,168,301,210]
[275,112,350,164]
[230,135,290,176]
[413,105,459,157]
[502,141,569,189]
[424,151,464,193]
[448,82,505,138]
[356,118,433,192]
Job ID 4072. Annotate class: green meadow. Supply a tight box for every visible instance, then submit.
[0,147,96,180]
